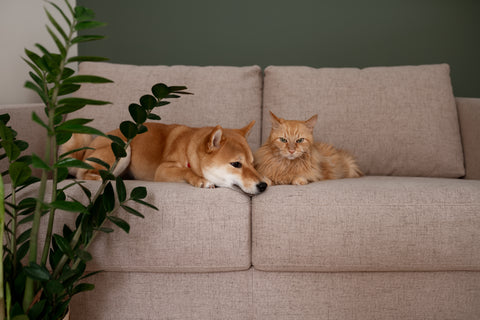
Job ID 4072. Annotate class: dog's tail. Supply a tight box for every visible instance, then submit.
[58,133,94,177]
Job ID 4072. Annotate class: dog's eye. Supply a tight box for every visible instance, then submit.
[230,162,242,168]
[296,138,304,143]
[279,137,287,143]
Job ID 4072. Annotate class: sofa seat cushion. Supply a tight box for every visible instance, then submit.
[17,180,252,272]
[70,63,263,148]
[262,64,465,177]
[252,176,480,272]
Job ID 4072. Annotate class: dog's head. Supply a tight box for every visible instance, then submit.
[200,121,267,195]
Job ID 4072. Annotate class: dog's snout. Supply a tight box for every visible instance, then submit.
[257,182,268,193]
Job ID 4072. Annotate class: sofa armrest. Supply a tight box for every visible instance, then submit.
[457,97,480,179]
[0,103,47,178]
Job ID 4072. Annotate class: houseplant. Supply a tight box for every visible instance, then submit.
[0,1,190,319]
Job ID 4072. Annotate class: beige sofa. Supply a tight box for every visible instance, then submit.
[3,63,480,319]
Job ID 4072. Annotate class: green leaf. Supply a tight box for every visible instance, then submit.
[108,135,125,147]
[132,198,158,211]
[128,103,147,124]
[151,83,169,100]
[61,67,76,80]
[25,48,48,72]
[139,94,157,109]
[24,262,51,281]
[147,113,161,121]
[48,1,72,26]
[53,234,74,258]
[31,153,51,170]
[99,170,115,181]
[0,113,10,124]
[1,141,21,162]
[9,161,32,187]
[121,204,145,218]
[45,8,68,41]
[45,279,64,295]
[55,157,94,169]
[157,101,170,107]
[29,299,46,319]
[169,85,190,93]
[50,200,86,213]
[74,6,95,22]
[111,142,127,158]
[107,216,130,233]
[25,81,48,103]
[67,55,109,63]
[97,227,114,233]
[130,186,147,200]
[56,124,105,137]
[72,283,95,295]
[71,35,104,44]
[46,25,66,56]
[103,182,115,212]
[116,177,127,202]
[138,124,148,134]
[120,121,138,139]
[31,111,49,132]
[17,228,32,244]
[75,20,106,31]
[59,97,110,106]
[85,157,110,169]
[58,83,81,96]
[63,75,113,84]
[59,118,93,126]
[76,249,93,262]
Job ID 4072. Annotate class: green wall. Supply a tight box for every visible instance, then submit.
[78,0,480,97]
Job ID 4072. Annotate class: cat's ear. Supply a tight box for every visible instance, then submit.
[305,114,318,130]
[238,120,255,137]
[269,111,283,128]
[207,125,224,152]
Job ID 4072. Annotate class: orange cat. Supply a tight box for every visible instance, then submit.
[254,112,363,185]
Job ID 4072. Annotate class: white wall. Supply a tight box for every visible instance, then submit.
[0,0,77,105]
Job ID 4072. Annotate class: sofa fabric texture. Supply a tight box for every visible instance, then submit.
[253,176,480,272]
[263,64,465,178]
[2,63,479,319]
[70,63,264,148]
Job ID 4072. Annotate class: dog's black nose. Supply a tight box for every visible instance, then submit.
[257,182,268,193]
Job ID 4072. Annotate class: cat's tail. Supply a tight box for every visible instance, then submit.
[340,150,364,178]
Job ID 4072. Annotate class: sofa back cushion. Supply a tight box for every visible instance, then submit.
[262,64,465,177]
[69,63,263,148]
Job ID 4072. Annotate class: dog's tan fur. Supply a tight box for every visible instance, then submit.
[60,122,268,195]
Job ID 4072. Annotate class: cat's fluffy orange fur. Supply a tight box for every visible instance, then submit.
[254,111,363,185]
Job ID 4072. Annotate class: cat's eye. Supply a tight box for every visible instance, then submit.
[296,138,305,143]
[279,137,287,143]
[230,162,242,168]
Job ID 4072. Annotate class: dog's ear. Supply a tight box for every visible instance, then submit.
[207,125,224,152]
[305,114,318,130]
[270,111,283,128]
[238,120,255,137]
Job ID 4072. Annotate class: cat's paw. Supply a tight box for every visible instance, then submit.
[292,177,309,185]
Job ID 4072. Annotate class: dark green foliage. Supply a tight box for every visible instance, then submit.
[0,1,190,319]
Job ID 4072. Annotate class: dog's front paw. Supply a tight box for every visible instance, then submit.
[190,176,216,189]
[292,177,309,185]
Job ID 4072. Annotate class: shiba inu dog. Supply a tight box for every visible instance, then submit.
[60,121,268,195]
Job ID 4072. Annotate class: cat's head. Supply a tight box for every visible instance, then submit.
[267,111,318,160]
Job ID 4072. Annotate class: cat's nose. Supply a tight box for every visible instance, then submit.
[288,150,295,154]
[257,182,268,193]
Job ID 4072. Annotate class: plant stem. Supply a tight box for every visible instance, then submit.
[0,175,6,320]
[9,188,17,276]
[41,12,75,267]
